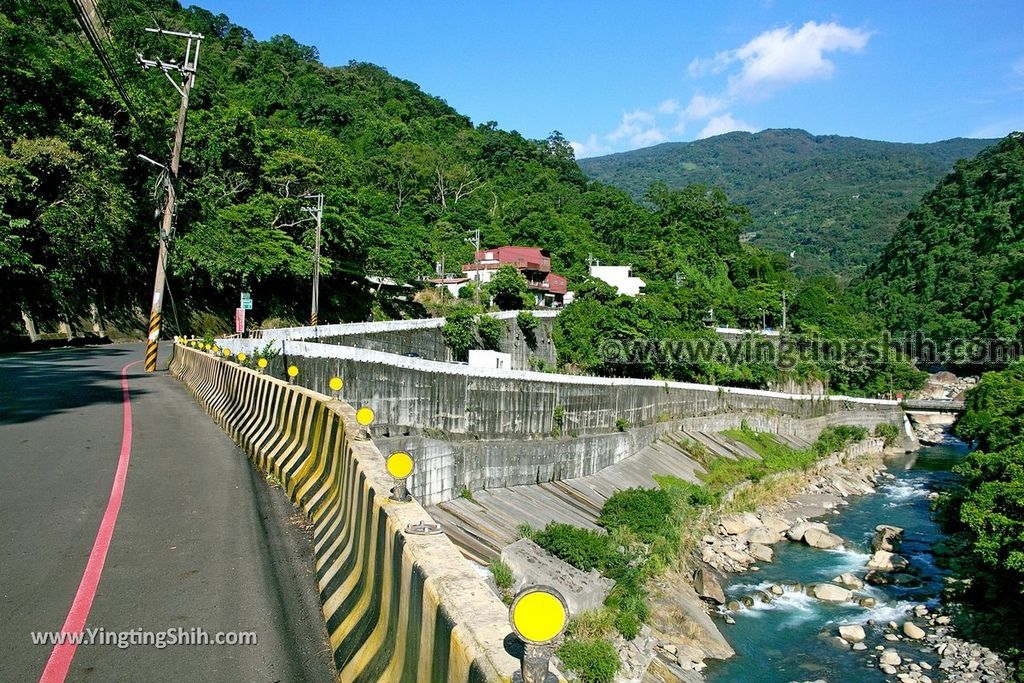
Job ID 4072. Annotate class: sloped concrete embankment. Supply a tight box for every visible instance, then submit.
[168,343,517,682]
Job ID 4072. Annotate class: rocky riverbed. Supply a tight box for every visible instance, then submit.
[697,440,1016,683]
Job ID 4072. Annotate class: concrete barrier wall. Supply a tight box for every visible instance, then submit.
[169,343,517,682]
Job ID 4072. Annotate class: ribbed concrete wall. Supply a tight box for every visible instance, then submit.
[169,343,517,682]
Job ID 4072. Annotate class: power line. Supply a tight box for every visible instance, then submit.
[64,0,143,125]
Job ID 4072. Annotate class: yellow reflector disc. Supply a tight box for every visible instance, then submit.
[510,589,568,644]
[356,406,375,426]
[386,451,414,479]
[204,344,211,351]
[287,365,299,377]
[257,358,268,368]
[329,376,343,392]
[223,348,231,357]
[237,352,247,362]
[212,346,220,353]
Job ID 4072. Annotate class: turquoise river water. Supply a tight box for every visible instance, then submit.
[704,441,967,683]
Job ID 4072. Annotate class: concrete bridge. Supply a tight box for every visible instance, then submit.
[902,398,966,414]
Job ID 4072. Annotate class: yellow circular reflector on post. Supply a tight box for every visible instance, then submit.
[212,345,220,353]
[204,344,212,351]
[386,451,414,479]
[257,358,268,369]
[329,376,343,392]
[223,348,232,357]
[356,406,375,426]
[287,365,299,377]
[237,352,247,362]
[509,587,569,645]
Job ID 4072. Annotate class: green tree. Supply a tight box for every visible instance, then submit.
[485,265,532,310]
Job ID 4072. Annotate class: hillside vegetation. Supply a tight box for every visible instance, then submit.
[579,129,995,277]
[856,133,1024,346]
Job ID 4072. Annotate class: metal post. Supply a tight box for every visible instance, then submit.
[310,194,323,326]
[140,28,203,372]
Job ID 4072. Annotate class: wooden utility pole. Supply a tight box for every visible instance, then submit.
[138,27,203,372]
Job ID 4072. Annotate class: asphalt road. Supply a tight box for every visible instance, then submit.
[0,342,335,683]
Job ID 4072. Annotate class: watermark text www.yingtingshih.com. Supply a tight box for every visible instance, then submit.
[593,333,1024,370]
[31,627,258,649]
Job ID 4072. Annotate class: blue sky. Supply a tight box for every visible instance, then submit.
[193,1,1024,157]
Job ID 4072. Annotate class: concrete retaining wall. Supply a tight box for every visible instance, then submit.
[214,338,906,507]
[169,342,517,682]
[260,311,558,370]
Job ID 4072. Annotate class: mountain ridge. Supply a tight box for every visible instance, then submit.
[578,128,997,277]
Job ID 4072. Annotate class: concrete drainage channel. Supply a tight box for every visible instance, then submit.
[168,341,522,682]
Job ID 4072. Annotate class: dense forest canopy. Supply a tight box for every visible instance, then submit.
[579,129,995,278]
[856,133,1024,346]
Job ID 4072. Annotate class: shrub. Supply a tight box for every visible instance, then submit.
[874,422,900,447]
[476,315,503,351]
[442,307,477,361]
[615,418,630,432]
[598,488,672,543]
[533,523,610,572]
[516,310,538,348]
[566,608,615,640]
[556,638,620,683]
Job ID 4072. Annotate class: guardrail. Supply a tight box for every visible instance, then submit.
[168,342,518,681]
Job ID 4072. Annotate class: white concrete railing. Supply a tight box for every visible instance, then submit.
[258,309,560,341]
[215,336,899,409]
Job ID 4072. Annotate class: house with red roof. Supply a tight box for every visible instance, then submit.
[460,246,568,307]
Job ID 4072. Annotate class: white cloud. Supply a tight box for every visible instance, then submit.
[657,98,680,114]
[605,109,666,148]
[693,21,871,99]
[570,134,613,159]
[683,94,726,120]
[697,113,758,139]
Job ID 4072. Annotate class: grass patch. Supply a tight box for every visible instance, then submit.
[566,607,616,640]
[557,637,620,683]
[489,558,515,604]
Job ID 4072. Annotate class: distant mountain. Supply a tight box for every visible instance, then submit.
[578,129,997,277]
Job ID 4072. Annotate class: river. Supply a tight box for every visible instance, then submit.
[704,441,967,683]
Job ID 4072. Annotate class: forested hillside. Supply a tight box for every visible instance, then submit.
[856,133,1024,345]
[579,130,995,277]
[0,0,926,396]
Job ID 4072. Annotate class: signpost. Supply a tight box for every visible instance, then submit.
[240,292,252,310]
[235,307,245,334]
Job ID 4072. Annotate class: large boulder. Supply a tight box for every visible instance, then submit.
[804,528,845,549]
[759,514,792,535]
[786,521,829,542]
[720,512,761,536]
[500,538,613,615]
[748,543,774,563]
[745,526,782,545]
[693,567,725,605]
[872,525,904,552]
[833,572,864,589]
[866,550,909,572]
[810,583,853,602]
[838,624,866,643]
[903,621,926,640]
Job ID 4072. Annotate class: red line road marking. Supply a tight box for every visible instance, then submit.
[39,360,141,683]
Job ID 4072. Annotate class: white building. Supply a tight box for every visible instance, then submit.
[589,265,645,297]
